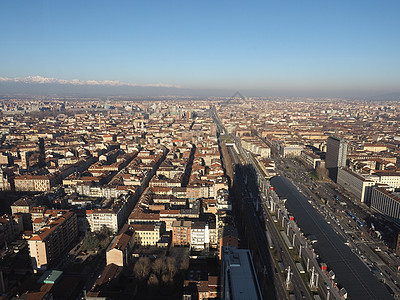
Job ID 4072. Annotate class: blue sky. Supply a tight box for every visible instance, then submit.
[1,0,400,96]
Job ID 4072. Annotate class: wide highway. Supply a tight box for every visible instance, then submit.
[271,176,393,300]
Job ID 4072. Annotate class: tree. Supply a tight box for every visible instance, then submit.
[133,257,151,280]
[165,257,177,279]
[161,273,171,285]
[180,257,189,271]
[152,257,165,278]
[147,273,159,287]
[316,166,329,180]
[81,231,100,251]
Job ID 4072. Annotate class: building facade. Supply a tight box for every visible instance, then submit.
[337,168,375,203]
[326,136,347,169]
[28,210,78,271]
[371,187,400,226]
[172,220,191,246]
[191,222,209,250]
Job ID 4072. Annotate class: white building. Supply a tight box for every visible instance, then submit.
[300,150,321,169]
[216,188,231,211]
[371,187,400,226]
[86,193,135,233]
[369,172,400,189]
[280,145,303,158]
[241,137,271,158]
[337,168,375,203]
[191,221,210,250]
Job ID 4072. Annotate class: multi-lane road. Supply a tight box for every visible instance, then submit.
[278,157,400,297]
[271,176,393,300]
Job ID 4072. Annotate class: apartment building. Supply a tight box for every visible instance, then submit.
[172,220,191,246]
[86,193,135,233]
[191,221,210,250]
[14,174,58,192]
[183,276,219,300]
[0,169,12,191]
[216,188,231,211]
[130,222,164,246]
[28,210,78,271]
[0,214,23,246]
[241,137,271,158]
[106,226,135,267]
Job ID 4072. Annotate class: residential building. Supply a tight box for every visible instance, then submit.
[14,174,58,192]
[106,226,135,267]
[86,193,135,233]
[183,275,219,300]
[172,220,191,246]
[130,223,164,246]
[191,221,209,250]
[28,210,78,271]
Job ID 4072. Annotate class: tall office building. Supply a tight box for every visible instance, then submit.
[37,137,45,167]
[326,136,348,181]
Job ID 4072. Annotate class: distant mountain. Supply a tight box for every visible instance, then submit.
[1,75,399,99]
[0,75,235,98]
[0,75,189,97]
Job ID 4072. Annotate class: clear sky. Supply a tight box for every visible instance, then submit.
[1,0,400,97]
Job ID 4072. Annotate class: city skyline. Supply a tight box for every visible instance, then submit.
[1,0,400,98]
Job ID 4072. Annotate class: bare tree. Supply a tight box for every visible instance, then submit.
[152,257,164,277]
[133,257,151,280]
[166,257,177,279]
[316,166,329,180]
[161,273,171,285]
[180,257,189,271]
[147,273,159,287]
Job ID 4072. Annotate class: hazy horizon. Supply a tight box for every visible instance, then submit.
[1,75,400,100]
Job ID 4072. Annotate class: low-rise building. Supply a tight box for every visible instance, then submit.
[106,226,135,267]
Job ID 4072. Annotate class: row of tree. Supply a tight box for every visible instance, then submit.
[133,256,189,287]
